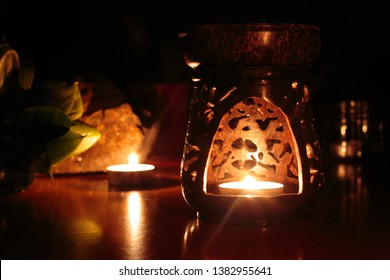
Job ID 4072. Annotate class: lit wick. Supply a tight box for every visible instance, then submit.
[219,176,284,196]
[107,153,155,187]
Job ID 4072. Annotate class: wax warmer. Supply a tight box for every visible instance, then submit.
[179,23,324,225]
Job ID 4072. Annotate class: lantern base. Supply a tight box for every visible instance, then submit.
[182,185,322,226]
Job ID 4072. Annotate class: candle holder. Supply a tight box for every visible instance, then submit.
[179,23,324,225]
[107,153,155,188]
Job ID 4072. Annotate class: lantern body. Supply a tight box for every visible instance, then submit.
[180,23,324,225]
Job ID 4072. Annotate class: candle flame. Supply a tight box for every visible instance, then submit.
[243,176,256,183]
[242,176,266,189]
[128,153,139,166]
[219,175,284,191]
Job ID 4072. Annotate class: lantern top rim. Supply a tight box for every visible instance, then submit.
[180,22,322,68]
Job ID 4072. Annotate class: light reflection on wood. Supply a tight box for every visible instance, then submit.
[336,164,368,225]
[125,192,145,259]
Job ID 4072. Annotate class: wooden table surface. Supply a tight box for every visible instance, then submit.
[1,158,389,260]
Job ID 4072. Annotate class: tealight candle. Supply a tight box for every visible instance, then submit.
[219,176,284,196]
[107,153,155,187]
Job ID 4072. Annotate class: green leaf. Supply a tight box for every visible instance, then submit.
[69,120,101,155]
[1,121,99,174]
[7,106,72,143]
[45,129,84,166]
[39,81,83,120]
[27,120,101,172]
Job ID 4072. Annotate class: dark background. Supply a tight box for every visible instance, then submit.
[2,1,388,87]
[1,0,388,158]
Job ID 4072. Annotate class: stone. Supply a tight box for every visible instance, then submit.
[51,75,146,174]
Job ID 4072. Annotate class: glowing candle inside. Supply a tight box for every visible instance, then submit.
[219,176,284,196]
[107,153,155,187]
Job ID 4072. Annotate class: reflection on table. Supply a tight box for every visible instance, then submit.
[1,159,389,260]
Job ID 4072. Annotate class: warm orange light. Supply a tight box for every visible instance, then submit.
[291,81,298,89]
[107,153,154,172]
[128,153,139,166]
[219,176,284,196]
[106,152,155,186]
